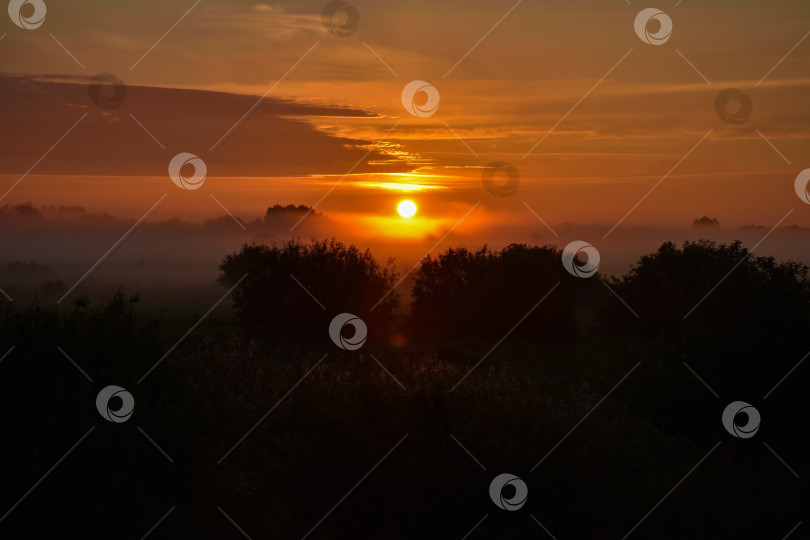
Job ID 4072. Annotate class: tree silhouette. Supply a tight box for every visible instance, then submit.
[692,216,720,228]
[219,238,400,343]
[410,244,598,342]
[602,240,810,340]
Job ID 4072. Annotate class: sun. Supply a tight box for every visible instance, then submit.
[397,199,417,218]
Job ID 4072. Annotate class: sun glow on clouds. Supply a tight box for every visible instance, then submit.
[346,172,454,193]
[330,211,463,240]
[353,181,441,193]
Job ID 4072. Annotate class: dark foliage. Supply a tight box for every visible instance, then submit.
[2,240,808,539]
[602,240,810,341]
[265,204,318,218]
[692,216,720,228]
[600,240,810,451]
[410,244,602,342]
[219,238,399,343]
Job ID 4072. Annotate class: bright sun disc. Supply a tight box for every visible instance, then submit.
[397,200,417,218]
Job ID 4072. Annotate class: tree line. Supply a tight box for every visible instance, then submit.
[219,238,810,348]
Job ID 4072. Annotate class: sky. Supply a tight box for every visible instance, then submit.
[1,0,810,288]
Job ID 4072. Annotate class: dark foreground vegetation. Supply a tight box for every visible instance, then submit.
[2,239,809,539]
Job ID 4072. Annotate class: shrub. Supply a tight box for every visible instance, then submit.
[410,244,599,342]
[602,240,810,340]
[219,238,400,343]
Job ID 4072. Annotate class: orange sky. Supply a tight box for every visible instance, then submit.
[2,0,810,250]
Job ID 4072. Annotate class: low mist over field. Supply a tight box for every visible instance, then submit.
[3,201,809,306]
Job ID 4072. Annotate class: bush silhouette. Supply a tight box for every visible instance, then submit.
[602,240,810,340]
[410,244,599,342]
[219,238,400,343]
